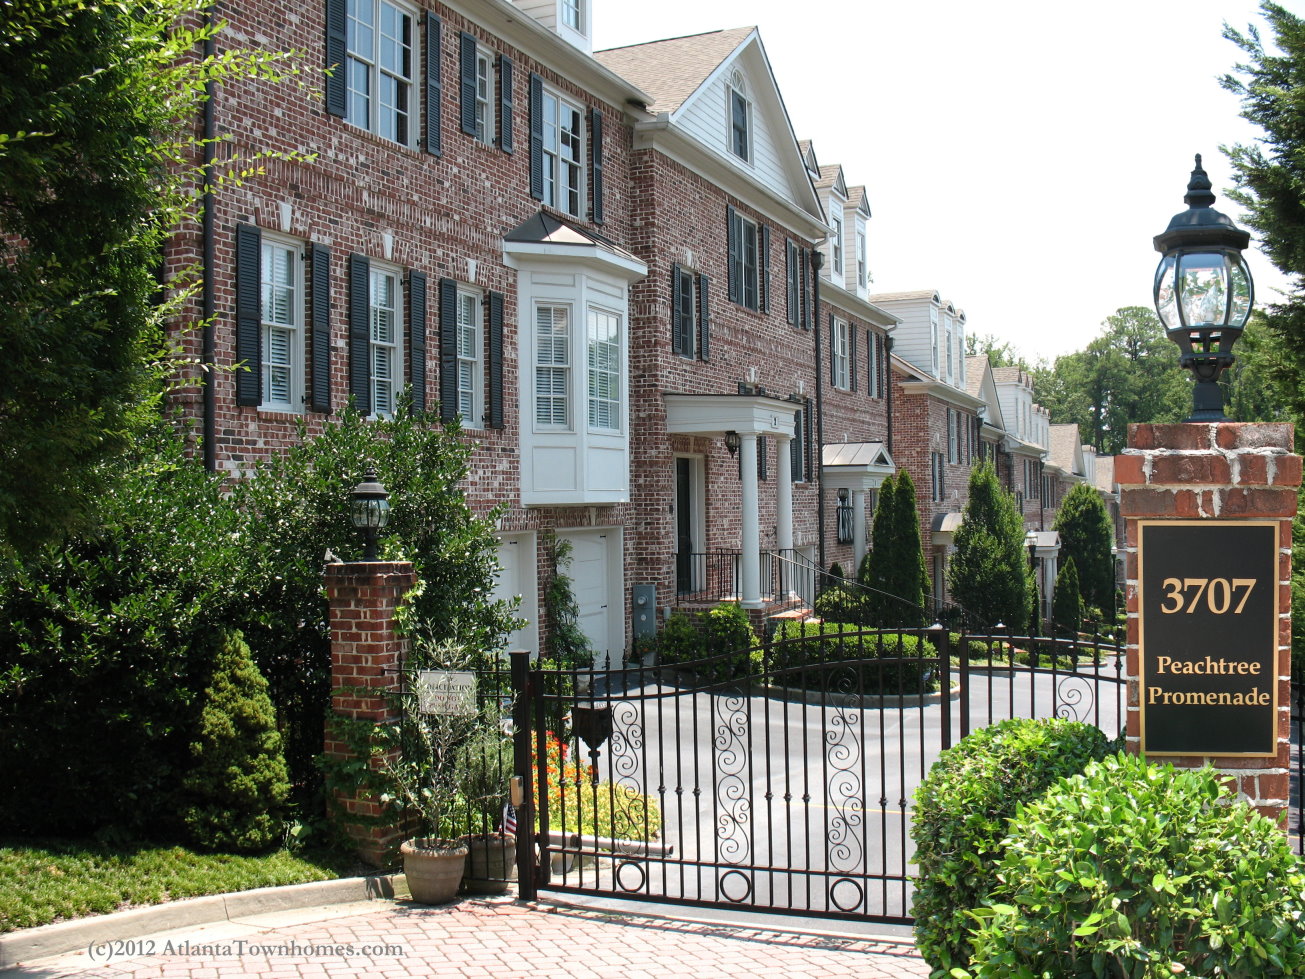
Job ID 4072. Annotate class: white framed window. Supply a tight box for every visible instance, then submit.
[260,236,303,412]
[369,265,402,416]
[930,308,939,375]
[457,289,482,425]
[831,210,844,276]
[346,0,415,146]
[474,45,494,145]
[535,303,571,428]
[560,0,582,31]
[948,409,959,464]
[945,319,954,380]
[856,228,867,287]
[542,89,583,218]
[832,317,850,390]
[587,307,621,431]
[727,71,752,163]
[729,209,759,310]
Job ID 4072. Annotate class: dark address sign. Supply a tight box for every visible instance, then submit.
[1138,520,1279,757]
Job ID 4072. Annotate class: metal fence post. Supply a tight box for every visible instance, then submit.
[935,625,951,751]
[510,650,537,901]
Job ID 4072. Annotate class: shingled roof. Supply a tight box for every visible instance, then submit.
[594,27,756,114]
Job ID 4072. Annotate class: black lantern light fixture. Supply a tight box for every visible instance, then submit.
[349,466,391,561]
[1152,154,1254,422]
[724,431,741,457]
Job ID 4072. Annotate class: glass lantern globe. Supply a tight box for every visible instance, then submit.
[1152,155,1254,422]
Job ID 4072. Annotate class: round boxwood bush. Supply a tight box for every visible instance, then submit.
[911,717,1111,974]
[962,752,1305,978]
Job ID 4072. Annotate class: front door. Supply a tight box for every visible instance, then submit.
[675,458,694,594]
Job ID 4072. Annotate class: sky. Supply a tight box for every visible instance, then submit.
[593,0,1296,365]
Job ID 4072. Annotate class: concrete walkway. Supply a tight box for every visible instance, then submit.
[4,895,931,979]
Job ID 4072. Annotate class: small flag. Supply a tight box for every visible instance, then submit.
[502,803,518,835]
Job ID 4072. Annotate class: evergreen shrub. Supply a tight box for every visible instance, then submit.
[652,604,760,683]
[182,631,290,852]
[772,621,935,694]
[910,717,1111,974]
[962,754,1305,978]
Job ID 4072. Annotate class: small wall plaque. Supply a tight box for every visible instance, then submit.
[416,670,478,717]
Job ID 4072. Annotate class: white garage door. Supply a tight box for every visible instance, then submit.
[492,534,538,659]
[560,529,621,668]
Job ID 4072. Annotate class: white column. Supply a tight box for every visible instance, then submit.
[852,489,867,574]
[739,433,762,608]
[776,437,794,554]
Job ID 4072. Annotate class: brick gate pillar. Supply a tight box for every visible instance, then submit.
[323,561,416,865]
[1117,422,1300,823]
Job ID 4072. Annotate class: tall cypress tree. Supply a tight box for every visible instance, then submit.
[889,469,930,628]
[1052,558,1083,639]
[1054,483,1115,615]
[949,462,1030,631]
[861,473,897,626]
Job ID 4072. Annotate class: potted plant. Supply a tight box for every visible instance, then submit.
[378,638,481,905]
[456,726,517,894]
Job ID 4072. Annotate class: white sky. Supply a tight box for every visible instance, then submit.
[593,0,1295,365]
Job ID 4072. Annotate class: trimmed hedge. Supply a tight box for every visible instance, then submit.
[962,753,1305,978]
[771,622,936,694]
[653,604,761,683]
[910,718,1112,974]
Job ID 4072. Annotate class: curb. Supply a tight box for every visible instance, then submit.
[0,873,404,969]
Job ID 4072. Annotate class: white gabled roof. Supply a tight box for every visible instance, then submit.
[595,28,826,238]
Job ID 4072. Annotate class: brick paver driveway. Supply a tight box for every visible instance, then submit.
[23,899,930,979]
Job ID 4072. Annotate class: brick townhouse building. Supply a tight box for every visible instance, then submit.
[166,0,1092,656]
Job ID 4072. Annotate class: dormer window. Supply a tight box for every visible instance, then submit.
[830,210,844,276]
[561,0,582,32]
[856,228,867,287]
[728,71,752,163]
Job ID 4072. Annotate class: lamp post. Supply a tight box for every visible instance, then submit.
[1152,154,1254,422]
[350,467,391,561]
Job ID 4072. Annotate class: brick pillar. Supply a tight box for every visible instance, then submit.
[323,561,416,865]
[1117,422,1300,823]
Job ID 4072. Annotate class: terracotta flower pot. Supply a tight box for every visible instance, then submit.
[401,838,469,905]
[463,833,517,894]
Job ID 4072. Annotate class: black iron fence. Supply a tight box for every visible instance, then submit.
[508,625,1126,924]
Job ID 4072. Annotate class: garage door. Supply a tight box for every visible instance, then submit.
[492,534,538,658]
[560,529,620,668]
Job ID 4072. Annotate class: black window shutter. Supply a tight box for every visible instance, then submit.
[759,224,770,313]
[866,329,874,397]
[798,399,809,482]
[850,327,858,392]
[528,74,544,200]
[726,205,739,303]
[348,253,371,416]
[589,107,604,225]
[438,278,457,423]
[878,334,887,397]
[786,240,797,325]
[324,0,347,117]
[488,290,504,429]
[800,248,810,328]
[235,224,262,407]
[424,14,442,155]
[459,32,477,136]
[791,407,803,482]
[670,263,685,355]
[758,434,768,481]
[498,55,514,153]
[309,243,332,413]
[408,270,427,413]
[697,273,710,360]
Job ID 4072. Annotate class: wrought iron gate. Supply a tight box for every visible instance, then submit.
[510,627,1125,924]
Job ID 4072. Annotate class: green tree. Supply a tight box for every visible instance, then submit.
[1053,483,1115,615]
[1051,558,1083,639]
[1223,2,1305,421]
[948,462,1030,631]
[965,333,1027,369]
[0,0,290,553]
[182,631,290,853]
[860,473,897,626]
[1033,307,1188,454]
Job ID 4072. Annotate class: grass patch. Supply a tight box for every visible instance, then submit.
[0,838,361,933]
